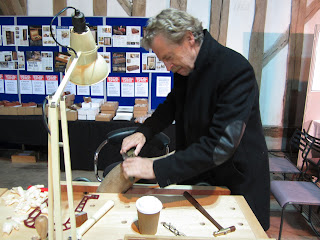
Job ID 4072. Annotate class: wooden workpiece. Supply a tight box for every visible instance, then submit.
[1,187,271,239]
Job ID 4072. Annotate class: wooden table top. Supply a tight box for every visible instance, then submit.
[1,185,271,239]
[0,188,7,197]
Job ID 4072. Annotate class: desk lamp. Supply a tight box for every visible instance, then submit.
[47,7,109,239]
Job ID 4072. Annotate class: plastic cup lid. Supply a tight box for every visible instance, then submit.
[136,195,163,214]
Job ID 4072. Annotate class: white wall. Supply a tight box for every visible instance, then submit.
[260,0,291,126]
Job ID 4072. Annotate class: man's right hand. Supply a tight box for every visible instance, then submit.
[120,132,146,156]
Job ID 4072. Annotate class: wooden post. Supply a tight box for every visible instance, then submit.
[209,0,230,46]
[248,0,267,90]
[132,0,146,16]
[170,0,187,11]
[0,0,26,15]
[117,0,132,16]
[283,0,306,127]
[94,0,108,16]
[53,0,67,16]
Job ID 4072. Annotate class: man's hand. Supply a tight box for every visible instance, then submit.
[122,157,156,179]
[120,132,146,156]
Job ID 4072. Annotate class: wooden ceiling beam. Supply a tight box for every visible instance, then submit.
[132,0,146,16]
[117,0,132,16]
[305,0,320,23]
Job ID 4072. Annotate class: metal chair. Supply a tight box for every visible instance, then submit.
[269,129,306,180]
[271,129,320,240]
[303,130,320,183]
[93,126,170,182]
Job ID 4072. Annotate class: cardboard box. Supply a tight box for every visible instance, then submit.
[100,110,116,117]
[0,107,9,115]
[65,94,75,107]
[134,104,148,111]
[95,113,113,122]
[135,98,148,105]
[134,110,148,118]
[101,101,118,111]
[34,107,43,115]
[6,106,19,115]
[17,107,27,115]
[25,107,36,115]
[11,151,37,163]
[78,114,87,120]
[67,109,78,121]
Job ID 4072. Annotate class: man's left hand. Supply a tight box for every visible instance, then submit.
[122,157,156,180]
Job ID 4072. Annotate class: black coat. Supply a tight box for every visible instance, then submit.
[137,30,270,230]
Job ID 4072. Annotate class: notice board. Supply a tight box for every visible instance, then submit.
[0,16,173,110]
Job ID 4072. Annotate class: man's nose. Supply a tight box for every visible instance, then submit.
[164,62,173,71]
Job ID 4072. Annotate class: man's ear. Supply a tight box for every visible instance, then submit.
[186,31,195,46]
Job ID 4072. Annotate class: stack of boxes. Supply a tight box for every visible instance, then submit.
[0,101,42,116]
[96,101,119,122]
[133,98,148,118]
[77,98,104,120]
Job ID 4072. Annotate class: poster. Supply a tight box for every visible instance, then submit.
[56,26,71,46]
[135,77,148,97]
[99,52,111,73]
[156,76,171,97]
[64,80,76,95]
[121,77,134,97]
[4,74,18,94]
[32,75,45,95]
[112,52,126,73]
[45,75,58,95]
[0,74,4,93]
[42,25,56,46]
[112,25,141,48]
[19,75,33,94]
[29,26,42,46]
[112,25,127,47]
[97,25,112,47]
[91,81,104,96]
[15,26,29,46]
[142,53,168,72]
[26,51,53,72]
[77,85,90,96]
[2,25,16,46]
[0,26,2,45]
[0,51,25,70]
[126,52,140,73]
[126,26,141,47]
[54,52,70,72]
[107,76,120,97]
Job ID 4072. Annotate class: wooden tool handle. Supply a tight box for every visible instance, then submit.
[35,215,48,240]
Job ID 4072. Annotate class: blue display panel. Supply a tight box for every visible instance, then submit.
[0,16,173,109]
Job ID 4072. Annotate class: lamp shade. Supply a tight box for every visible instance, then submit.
[66,27,109,86]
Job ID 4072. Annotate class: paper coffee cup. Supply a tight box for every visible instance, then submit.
[136,196,163,235]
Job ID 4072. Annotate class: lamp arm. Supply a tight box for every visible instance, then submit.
[50,52,82,106]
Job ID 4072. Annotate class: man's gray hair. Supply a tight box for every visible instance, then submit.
[141,8,204,50]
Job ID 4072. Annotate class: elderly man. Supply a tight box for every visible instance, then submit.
[120,8,270,230]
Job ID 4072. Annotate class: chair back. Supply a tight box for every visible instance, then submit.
[94,126,170,181]
[288,129,315,178]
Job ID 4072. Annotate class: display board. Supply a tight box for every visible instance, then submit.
[0,16,173,110]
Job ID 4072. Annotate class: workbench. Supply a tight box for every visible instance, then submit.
[0,183,272,239]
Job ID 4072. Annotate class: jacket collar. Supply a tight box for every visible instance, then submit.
[193,29,219,73]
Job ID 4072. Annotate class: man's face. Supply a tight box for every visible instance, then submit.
[151,32,198,76]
